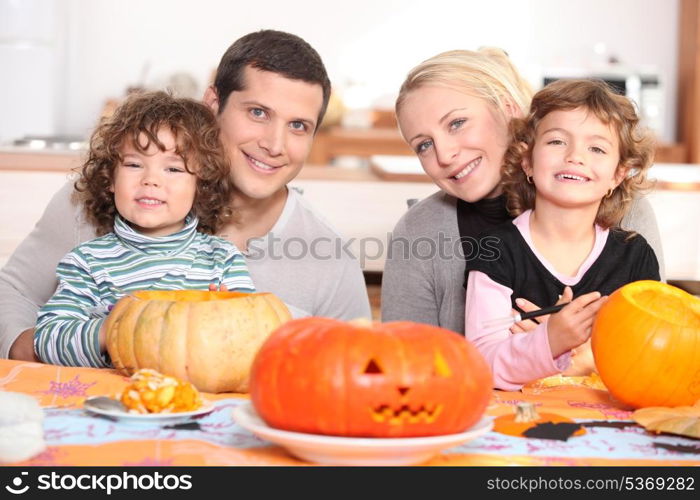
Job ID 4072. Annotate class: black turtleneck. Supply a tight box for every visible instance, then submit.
[456,194,512,259]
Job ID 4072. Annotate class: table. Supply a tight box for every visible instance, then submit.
[1,360,698,466]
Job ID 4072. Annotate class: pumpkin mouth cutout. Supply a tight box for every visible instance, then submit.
[370,404,443,425]
[623,281,700,328]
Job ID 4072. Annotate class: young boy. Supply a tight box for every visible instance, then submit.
[35,92,255,367]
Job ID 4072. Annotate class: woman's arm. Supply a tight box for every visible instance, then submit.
[620,195,665,281]
[381,215,439,326]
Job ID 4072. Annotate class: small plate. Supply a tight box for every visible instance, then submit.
[83,397,214,425]
[232,402,493,466]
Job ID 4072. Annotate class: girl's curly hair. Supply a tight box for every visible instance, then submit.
[501,78,655,229]
[75,90,235,236]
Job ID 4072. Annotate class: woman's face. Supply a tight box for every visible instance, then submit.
[397,85,513,202]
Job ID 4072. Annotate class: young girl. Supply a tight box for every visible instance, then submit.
[464,79,660,390]
[35,91,255,368]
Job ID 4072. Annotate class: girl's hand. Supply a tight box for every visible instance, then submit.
[547,286,608,358]
[208,283,229,292]
[511,298,542,333]
[563,338,596,376]
[513,289,572,332]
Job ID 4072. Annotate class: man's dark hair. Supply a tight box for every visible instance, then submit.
[213,30,331,130]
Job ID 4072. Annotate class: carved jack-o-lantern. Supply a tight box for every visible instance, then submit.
[250,318,492,437]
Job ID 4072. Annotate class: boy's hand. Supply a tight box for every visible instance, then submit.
[547,286,607,358]
[208,283,229,292]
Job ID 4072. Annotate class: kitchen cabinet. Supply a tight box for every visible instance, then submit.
[0,148,82,172]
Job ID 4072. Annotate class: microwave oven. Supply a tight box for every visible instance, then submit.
[542,71,664,138]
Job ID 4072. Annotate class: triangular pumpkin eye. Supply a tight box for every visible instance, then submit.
[363,358,384,374]
[433,350,452,378]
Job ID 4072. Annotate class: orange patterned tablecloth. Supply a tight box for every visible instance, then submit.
[1,359,698,466]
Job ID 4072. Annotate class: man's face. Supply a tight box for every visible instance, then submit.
[205,66,324,204]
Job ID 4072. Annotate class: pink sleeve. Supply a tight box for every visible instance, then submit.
[464,271,571,391]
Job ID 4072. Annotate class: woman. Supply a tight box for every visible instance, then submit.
[381,48,665,334]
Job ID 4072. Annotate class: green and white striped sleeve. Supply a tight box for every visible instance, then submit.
[34,250,110,368]
[221,248,256,293]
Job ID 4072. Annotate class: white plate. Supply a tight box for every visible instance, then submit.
[83,398,214,425]
[232,402,493,466]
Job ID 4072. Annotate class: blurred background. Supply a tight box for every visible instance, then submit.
[1,0,699,314]
[0,0,680,144]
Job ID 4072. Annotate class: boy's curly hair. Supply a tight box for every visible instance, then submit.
[75,90,235,236]
[501,79,655,229]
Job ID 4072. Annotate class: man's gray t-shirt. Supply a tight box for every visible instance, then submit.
[243,188,370,320]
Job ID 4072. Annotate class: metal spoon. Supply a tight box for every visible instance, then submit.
[84,396,128,413]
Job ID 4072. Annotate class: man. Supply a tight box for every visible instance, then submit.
[1,30,370,361]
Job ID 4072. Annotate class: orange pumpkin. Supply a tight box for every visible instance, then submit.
[105,290,291,393]
[250,318,493,437]
[591,280,700,408]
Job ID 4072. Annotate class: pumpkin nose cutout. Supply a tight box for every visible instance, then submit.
[397,386,410,396]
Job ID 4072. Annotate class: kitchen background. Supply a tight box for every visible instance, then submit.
[0,0,680,143]
[1,0,698,315]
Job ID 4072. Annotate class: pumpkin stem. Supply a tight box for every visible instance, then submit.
[514,402,540,423]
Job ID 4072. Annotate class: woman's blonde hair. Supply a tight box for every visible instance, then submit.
[395,47,534,124]
[501,79,655,229]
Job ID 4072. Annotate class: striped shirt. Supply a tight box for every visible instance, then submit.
[34,214,255,367]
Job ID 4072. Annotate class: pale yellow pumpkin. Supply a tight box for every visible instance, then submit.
[105,290,291,393]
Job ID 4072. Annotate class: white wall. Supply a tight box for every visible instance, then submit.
[0,0,680,142]
[0,0,64,140]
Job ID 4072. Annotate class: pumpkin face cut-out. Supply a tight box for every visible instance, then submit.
[250,318,493,437]
[592,280,700,408]
[360,350,451,427]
